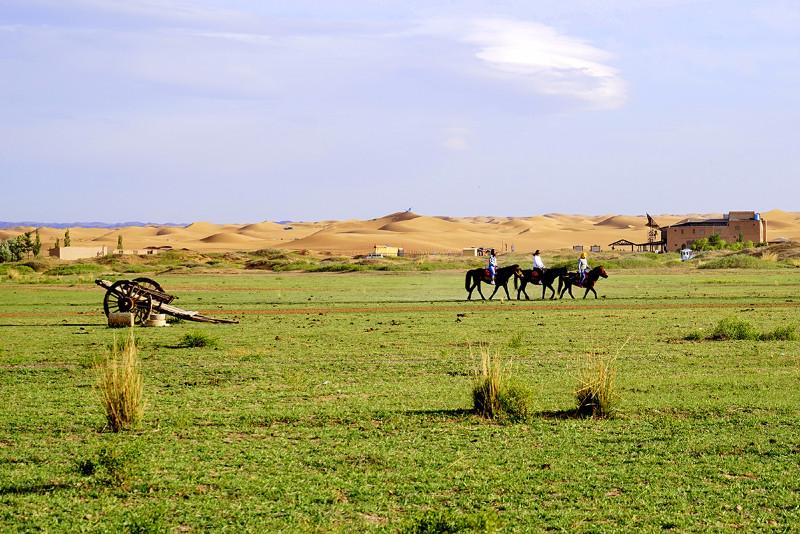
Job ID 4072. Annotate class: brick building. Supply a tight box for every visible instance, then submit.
[660,211,767,252]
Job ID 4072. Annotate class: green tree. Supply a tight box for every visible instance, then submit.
[691,237,709,251]
[117,235,124,251]
[22,232,34,258]
[7,236,24,261]
[0,241,12,263]
[33,229,42,257]
[64,229,71,247]
[707,234,726,249]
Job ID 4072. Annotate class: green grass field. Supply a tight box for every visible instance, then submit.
[1,267,799,532]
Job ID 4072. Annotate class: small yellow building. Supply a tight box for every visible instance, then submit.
[49,246,108,260]
[373,245,403,257]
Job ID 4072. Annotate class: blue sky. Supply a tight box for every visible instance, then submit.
[1,0,798,222]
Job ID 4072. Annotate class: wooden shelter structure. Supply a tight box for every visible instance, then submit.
[608,239,636,252]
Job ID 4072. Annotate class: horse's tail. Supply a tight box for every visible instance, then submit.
[465,270,472,292]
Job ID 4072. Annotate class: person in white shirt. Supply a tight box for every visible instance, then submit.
[577,251,589,284]
[532,250,545,271]
[487,249,497,284]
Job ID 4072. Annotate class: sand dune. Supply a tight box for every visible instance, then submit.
[238,222,285,233]
[184,222,223,235]
[199,232,261,244]
[595,215,643,229]
[3,210,798,254]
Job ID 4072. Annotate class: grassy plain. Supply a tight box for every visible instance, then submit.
[1,266,799,531]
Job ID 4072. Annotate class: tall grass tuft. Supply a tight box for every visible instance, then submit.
[709,317,759,340]
[575,342,625,418]
[96,330,143,432]
[472,347,531,422]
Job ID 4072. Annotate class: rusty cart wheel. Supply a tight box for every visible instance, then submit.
[103,280,153,326]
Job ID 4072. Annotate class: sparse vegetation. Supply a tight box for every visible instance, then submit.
[179,331,219,348]
[472,348,531,422]
[699,255,783,269]
[688,317,798,341]
[2,269,799,530]
[96,330,144,432]
[575,350,619,418]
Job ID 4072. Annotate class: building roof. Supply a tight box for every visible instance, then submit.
[671,218,729,227]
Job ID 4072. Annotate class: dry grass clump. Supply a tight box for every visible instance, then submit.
[96,330,143,432]
[575,350,619,418]
[472,347,531,422]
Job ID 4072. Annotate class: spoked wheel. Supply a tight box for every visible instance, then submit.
[132,277,164,293]
[103,280,153,326]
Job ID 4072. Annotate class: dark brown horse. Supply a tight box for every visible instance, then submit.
[558,266,609,299]
[465,264,523,300]
[515,267,567,300]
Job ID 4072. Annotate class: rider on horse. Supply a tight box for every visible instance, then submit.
[577,251,589,285]
[487,249,497,285]
[531,249,545,282]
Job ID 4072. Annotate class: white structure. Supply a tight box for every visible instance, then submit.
[49,246,108,260]
[113,247,163,256]
[680,248,695,261]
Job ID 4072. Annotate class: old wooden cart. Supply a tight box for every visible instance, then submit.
[95,278,238,325]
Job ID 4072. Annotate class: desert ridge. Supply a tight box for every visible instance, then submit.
[3,210,799,254]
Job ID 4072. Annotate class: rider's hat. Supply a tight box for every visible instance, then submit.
[580,251,587,258]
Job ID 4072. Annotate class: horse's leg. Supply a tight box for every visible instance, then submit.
[591,286,598,299]
[477,282,486,300]
[502,283,512,300]
[518,280,529,300]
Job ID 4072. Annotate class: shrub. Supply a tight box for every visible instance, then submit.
[709,317,759,340]
[252,248,290,260]
[698,255,779,269]
[472,348,531,422]
[96,330,144,432]
[575,351,618,418]
[179,331,219,348]
[758,325,797,341]
[20,260,49,272]
[44,263,103,276]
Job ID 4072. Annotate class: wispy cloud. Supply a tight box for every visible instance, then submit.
[420,18,627,109]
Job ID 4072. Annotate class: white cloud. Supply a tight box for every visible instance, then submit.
[420,18,627,109]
